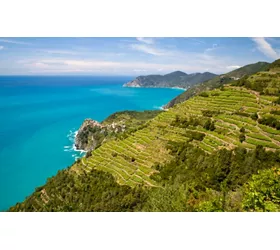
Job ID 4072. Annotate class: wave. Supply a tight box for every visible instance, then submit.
[64,129,86,161]
[171,87,186,90]
[153,105,166,111]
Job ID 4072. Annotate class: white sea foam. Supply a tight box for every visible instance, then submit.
[153,105,167,111]
[171,87,187,90]
[64,129,86,159]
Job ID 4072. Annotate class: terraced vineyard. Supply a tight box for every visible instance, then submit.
[72,85,280,188]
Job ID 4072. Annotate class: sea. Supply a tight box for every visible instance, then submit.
[0,76,184,211]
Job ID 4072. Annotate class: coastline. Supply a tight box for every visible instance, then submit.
[123,85,184,110]
[65,129,86,161]
[123,85,187,91]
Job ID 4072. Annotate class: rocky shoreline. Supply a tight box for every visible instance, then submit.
[75,118,126,152]
[74,110,164,152]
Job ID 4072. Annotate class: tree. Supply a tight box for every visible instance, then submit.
[239,133,246,143]
[250,113,258,121]
[242,168,280,212]
[209,122,216,131]
[85,151,92,158]
[203,119,211,130]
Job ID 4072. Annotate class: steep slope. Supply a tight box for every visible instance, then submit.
[75,110,163,151]
[123,71,217,89]
[9,59,280,212]
[164,61,269,108]
[9,88,280,211]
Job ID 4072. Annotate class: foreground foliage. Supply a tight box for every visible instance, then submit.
[9,144,280,212]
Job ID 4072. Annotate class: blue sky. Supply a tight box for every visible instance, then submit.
[0,37,279,75]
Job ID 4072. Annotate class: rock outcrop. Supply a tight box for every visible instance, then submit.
[75,119,103,151]
[75,118,126,151]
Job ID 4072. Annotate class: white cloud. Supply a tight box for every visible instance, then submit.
[0,46,4,50]
[130,37,170,56]
[136,37,154,44]
[18,58,216,74]
[205,43,218,53]
[191,38,206,45]
[226,65,241,70]
[39,50,78,55]
[0,39,31,45]
[133,69,147,72]
[252,37,279,60]
[130,44,167,56]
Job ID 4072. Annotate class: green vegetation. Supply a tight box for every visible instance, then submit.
[75,110,163,151]
[165,61,269,108]
[124,71,217,89]
[242,168,280,212]
[9,167,147,212]
[259,116,280,130]
[103,110,163,124]
[8,59,280,212]
[9,143,280,212]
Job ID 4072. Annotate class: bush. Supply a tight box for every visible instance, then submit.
[270,110,280,115]
[199,92,209,97]
[85,151,92,158]
[239,133,246,143]
[273,96,280,104]
[202,110,221,117]
[203,119,215,131]
[259,116,280,130]
[242,168,280,212]
[250,113,258,121]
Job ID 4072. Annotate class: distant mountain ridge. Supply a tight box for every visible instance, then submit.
[123,71,217,89]
[164,61,270,108]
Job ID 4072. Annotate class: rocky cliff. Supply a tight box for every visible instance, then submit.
[75,110,162,151]
[75,118,126,151]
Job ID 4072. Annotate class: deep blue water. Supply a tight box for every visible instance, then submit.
[0,76,184,211]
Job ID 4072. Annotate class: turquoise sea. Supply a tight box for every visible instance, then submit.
[0,76,184,211]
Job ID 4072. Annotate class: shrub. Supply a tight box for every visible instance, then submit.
[203,119,216,131]
[242,168,280,212]
[259,116,280,130]
[85,151,92,158]
[270,110,280,115]
[250,113,258,121]
[202,110,221,117]
[273,96,280,104]
[199,92,209,97]
[239,133,246,143]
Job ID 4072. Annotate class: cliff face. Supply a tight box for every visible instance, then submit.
[123,79,141,87]
[123,71,217,89]
[75,119,103,151]
[75,118,126,151]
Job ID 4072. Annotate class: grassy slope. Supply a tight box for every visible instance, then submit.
[73,85,280,187]
[9,60,280,211]
[165,61,269,108]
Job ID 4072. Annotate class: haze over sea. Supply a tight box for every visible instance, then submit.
[0,76,184,210]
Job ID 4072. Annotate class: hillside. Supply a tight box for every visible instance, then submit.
[123,71,217,89]
[164,61,269,108]
[75,110,163,151]
[9,59,280,212]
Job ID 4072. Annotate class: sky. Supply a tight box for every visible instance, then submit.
[0,37,280,76]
